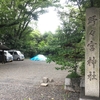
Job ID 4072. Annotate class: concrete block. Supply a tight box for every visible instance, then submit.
[80,77,85,87]
[65,78,71,85]
[64,85,75,92]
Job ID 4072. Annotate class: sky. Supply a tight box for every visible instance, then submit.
[29,0,66,34]
[37,7,61,34]
[37,0,66,34]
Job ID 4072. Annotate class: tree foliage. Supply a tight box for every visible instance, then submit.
[45,4,85,76]
[0,0,100,76]
[0,0,59,57]
[0,0,55,28]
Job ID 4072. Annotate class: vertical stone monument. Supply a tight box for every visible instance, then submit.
[85,8,100,97]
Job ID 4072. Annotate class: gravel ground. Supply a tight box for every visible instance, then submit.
[0,59,79,100]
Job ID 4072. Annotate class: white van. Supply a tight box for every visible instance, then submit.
[4,51,13,62]
[8,50,24,61]
[0,50,13,62]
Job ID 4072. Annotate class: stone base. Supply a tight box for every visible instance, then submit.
[64,78,80,92]
[79,87,100,100]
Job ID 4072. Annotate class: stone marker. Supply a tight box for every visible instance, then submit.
[85,7,100,97]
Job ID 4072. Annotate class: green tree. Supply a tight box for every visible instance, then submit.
[0,0,59,55]
[38,31,54,55]
[46,5,85,77]
[0,0,56,28]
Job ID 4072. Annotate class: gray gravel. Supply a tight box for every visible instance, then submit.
[0,59,79,100]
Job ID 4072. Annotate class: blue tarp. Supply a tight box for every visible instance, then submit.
[30,54,47,61]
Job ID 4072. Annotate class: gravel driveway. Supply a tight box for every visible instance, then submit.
[0,59,79,100]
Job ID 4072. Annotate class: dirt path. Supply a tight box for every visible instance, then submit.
[0,59,79,100]
[0,59,68,84]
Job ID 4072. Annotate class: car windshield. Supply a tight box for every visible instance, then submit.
[4,52,7,55]
[4,51,11,56]
[17,51,22,55]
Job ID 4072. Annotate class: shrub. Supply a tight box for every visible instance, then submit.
[66,71,81,78]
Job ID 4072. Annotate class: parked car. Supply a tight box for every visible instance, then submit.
[4,51,13,62]
[8,50,24,61]
[0,50,13,62]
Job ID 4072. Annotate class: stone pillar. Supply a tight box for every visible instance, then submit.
[85,8,100,97]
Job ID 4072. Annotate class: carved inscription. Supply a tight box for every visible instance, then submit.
[89,30,95,36]
[87,71,97,81]
[87,57,96,68]
[88,15,97,26]
[87,41,97,51]
[87,14,98,81]
[89,30,95,40]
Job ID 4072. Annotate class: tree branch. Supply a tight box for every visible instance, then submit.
[0,21,19,28]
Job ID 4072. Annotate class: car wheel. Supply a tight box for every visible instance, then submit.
[17,58,20,61]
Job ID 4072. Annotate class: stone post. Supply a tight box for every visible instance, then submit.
[85,8,100,97]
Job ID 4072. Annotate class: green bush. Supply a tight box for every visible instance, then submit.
[66,72,81,78]
[79,61,85,76]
